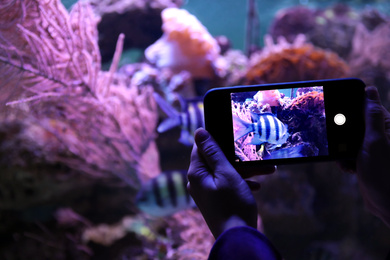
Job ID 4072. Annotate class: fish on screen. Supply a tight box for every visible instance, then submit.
[231,86,328,162]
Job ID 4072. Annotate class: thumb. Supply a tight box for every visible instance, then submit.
[194,128,233,172]
[365,86,386,138]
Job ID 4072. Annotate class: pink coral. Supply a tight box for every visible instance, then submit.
[254,90,281,107]
[145,7,223,79]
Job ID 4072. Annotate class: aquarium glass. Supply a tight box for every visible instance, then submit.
[2,0,390,259]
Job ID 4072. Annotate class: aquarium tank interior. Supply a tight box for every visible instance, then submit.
[1,0,390,259]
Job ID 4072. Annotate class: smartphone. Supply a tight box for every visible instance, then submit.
[204,78,365,170]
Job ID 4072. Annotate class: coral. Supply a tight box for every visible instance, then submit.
[0,0,159,211]
[308,4,359,59]
[360,8,388,31]
[267,4,390,107]
[254,89,281,107]
[288,91,325,116]
[348,21,390,108]
[220,49,249,86]
[145,7,224,79]
[171,209,214,260]
[80,209,213,259]
[0,0,100,111]
[280,91,327,155]
[215,35,231,55]
[269,4,360,59]
[244,35,349,85]
[89,0,182,62]
[269,6,317,43]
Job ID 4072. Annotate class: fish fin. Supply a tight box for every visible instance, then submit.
[179,130,194,146]
[153,93,181,132]
[268,144,282,150]
[248,133,264,145]
[233,116,253,141]
[177,95,187,111]
[157,117,181,133]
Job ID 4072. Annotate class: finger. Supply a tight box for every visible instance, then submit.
[187,143,208,184]
[365,86,386,138]
[194,128,232,172]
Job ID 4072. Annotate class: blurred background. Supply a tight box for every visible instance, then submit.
[1,0,390,259]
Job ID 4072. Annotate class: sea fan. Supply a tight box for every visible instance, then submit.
[0,0,159,195]
[0,0,101,107]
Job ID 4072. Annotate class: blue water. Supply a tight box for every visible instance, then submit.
[62,0,390,51]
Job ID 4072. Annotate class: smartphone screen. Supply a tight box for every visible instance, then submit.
[204,78,365,168]
[231,86,328,162]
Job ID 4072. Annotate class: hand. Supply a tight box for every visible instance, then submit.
[187,128,275,238]
[355,86,390,227]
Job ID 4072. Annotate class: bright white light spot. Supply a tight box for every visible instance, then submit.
[334,113,346,126]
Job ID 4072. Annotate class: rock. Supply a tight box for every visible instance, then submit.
[89,0,183,62]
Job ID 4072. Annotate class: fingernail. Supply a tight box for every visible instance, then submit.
[195,128,210,143]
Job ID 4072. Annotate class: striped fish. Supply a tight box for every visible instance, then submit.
[234,112,289,146]
[136,170,195,217]
[153,93,204,146]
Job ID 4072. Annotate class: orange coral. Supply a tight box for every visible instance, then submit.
[145,7,223,79]
[162,8,218,58]
[245,35,349,84]
[285,91,325,135]
[254,89,281,107]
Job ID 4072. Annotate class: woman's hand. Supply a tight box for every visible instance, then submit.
[187,128,275,238]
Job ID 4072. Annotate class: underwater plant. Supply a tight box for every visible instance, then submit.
[0,0,159,208]
[0,2,217,259]
[244,35,349,85]
[145,7,225,80]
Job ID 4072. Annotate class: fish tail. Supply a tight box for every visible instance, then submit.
[233,115,253,141]
[153,93,181,132]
